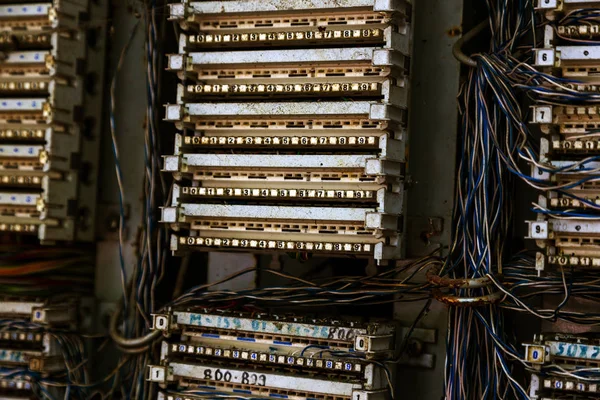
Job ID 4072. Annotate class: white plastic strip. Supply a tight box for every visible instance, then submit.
[170,362,362,396]
[185,0,402,13]
[179,204,374,221]
[0,301,42,316]
[182,154,371,169]
[0,4,51,18]
[174,312,368,340]
[0,193,39,207]
[4,51,48,64]
[0,145,43,158]
[0,99,44,111]
[548,340,600,361]
[188,48,376,66]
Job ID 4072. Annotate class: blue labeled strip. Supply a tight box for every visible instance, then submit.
[201,333,220,339]
[273,340,292,346]
[233,389,252,394]
[269,394,288,399]
[237,337,256,342]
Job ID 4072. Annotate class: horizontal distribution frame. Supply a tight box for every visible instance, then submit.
[162,0,412,264]
[0,0,105,242]
[526,2,600,272]
[525,3,600,399]
[149,309,396,400]
[0,0,107,398]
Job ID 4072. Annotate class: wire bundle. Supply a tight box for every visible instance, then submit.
[442,1,543,398]
[107,0,169,398]
[0,246,94,295]
[168,256,437,310]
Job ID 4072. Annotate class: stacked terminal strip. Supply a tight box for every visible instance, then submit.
[0,0,105,243]
[0,296,91,399]
[524,333,600,400]
[163,0,412,263]
[148,309,396,400]
[527,0,600,272]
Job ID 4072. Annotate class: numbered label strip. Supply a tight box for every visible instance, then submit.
[549,196,600,209]
[548,254,600,267]
[173,312,368,342]
[542,376,599,394]
[0,128,45,140]
[187,28,383,47]
[169,362,363,397]
[181,186,375,201]
[0,222,39,233]
[549,341,600,361]
[186,82,380,96]
[0,80,49,94]
[179,236,374,254]
[169,342,364,374]
[184,135,379,147]
[0,32,51,49]
[558,25,600,39]
[552,139,600,152]
[0,378,32,391]
[0,330,43,344]
[0,174,43,187]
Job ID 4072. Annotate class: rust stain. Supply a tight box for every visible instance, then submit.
[426,267,496,289]
[447,26,462,37]
[427,269,477,289]
[432,289,503,307]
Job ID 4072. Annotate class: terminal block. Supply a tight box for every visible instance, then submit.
[0,331,65,373]
[527,3,600,269]
[0,0,107,242]
[525,333,600,399]
[163,0,411,263]
[149,310,395,400]
[151,310,397,357]
[168,0,411,44]
[0,378,35,400]
[0,296,85,328]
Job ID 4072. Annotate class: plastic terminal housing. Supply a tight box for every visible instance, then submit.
[162,0,411,263]
[0,0,107,243]
[149,310,396,400]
